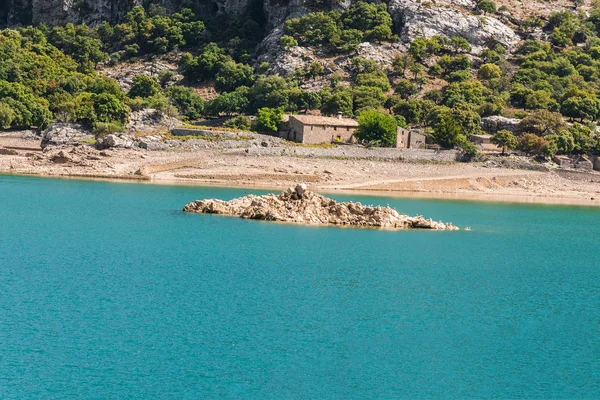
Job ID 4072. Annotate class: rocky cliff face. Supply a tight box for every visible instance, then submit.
[1,0,252,26]
[2,0,145,25]
[388,0,520,53]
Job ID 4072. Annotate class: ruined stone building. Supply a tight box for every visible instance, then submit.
[396,127,427,149]
[280,115,359,145]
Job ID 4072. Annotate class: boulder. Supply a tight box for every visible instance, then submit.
[41,123,94,150]
[126,109,179,134]
[481,116,521,133]
[355,42,408,70]
[574,156,593,171]
[98,134,137,149]
[50,150,74,164]
[100,59,183,91]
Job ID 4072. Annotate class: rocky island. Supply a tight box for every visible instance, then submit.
[183,184,459,230]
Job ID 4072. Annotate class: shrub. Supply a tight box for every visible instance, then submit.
[256,107,283,133]
[92,121,125,137]
[395,79,419,99]
[166,86,204,120]
[517,133,548,156]
[477,0,497,14]
[214,61,255,93]
[0,102,16,129]
[280,35,298,49]
[224,115,251,130]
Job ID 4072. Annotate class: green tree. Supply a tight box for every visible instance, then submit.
[409,37,429,62]
[352,86,385,112]
[248,76,293,112]
[288,89,321,112]
[561,92,600,121]
[426,107,469,149]
[129,75,161,98]
[166,86,204,120]
[307,62,325,78]
[477,63,502,81]
[205,87,250,116]
[215,61,255,93]
[569,123,595,154]
[546,131,575,154]
[354,109,398,147]
[256,107,283,133]
[392,99,423,125]
[491,129,517,155]
[450,36,472,53]
[395,79,419,99]
[355,71,391,92]
[516,110,567,136]
[93,93,128,124]
[320,86,353,116]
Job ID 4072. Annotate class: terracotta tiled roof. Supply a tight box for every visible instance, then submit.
[289,114,359,127]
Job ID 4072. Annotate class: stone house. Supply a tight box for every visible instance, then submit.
[470,134,502,154]
[553,155,574,168]
[553,155,594,170]
[279,115,359,144]
[574,156,593,170]
[396,127,427,149]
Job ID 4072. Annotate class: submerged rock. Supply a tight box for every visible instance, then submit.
[183,184,459,230]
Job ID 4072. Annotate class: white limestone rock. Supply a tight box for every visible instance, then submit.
[387,0,520,53]
[184,185,459,230]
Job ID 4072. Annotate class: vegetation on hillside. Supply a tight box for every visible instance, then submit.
[1,1,600,157]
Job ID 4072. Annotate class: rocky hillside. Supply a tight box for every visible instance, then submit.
[2,0,592,76]
[2,0,600,160]
[1,1,592,68]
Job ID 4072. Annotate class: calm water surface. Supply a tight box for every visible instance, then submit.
[0,175,599,399]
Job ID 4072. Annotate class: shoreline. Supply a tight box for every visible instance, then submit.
[3,170,600,208]
[2,133,599,208]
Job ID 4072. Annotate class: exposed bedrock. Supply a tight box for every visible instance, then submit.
[184,184,459,230]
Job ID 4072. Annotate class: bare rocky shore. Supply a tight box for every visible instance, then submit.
[2,129,600,207]
[183,184,459,230]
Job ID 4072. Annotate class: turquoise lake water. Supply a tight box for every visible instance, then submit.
[0,175,599,399]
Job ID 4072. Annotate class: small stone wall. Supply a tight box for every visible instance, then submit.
[171,128,222,137]
[244,146,463,162]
